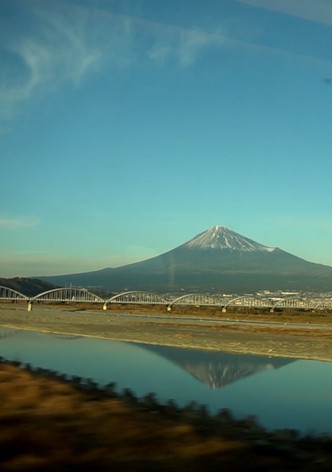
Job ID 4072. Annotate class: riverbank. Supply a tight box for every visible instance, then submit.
[1,305,332,361]
[1,359,332,471]
[1,306,332,470]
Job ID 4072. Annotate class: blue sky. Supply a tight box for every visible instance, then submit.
[1,0,332,277]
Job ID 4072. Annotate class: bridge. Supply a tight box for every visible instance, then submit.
[1,285,332,313]
[0,286,28,301]
[32,287,104,304]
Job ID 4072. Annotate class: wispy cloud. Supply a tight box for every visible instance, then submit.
[236,0,332,26]
[147,26,225,66]
[178,29,225,66]
[0,216,40,230]
[0,0,112,122]
[2,0,331,126]
[0,0,228,124]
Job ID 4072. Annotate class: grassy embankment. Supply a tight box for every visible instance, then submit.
[1,359,332,471]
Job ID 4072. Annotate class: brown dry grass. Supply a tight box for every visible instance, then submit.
[1,362,332,471]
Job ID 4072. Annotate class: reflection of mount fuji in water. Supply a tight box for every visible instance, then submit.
[140,345,294,389]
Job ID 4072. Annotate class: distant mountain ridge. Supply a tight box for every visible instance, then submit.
[0,277,57,297]
[38,226,332,293]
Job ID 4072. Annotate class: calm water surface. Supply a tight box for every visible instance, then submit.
[1,328,331,435]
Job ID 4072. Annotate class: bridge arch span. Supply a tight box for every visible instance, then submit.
[272,297,315,311]
[313,299,332,311]
[0,286,29,300]
[223,295,274,312]
[168,293,229,310]
[104,291,168,307]
[32,287,104,303]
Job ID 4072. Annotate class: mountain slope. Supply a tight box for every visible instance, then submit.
[39,226,332,293]
[183,225,275,252]
[0,277,57,297]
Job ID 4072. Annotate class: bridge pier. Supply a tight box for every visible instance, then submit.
[28,301,33,312]
[103,303,107,311]
[222,307,227,313]
[167,306,171,312]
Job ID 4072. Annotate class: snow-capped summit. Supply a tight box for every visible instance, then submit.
[184,225,275,252]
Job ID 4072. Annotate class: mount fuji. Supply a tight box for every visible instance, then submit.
[40,226,332,293]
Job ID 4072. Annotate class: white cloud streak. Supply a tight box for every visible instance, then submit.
[0,0,227,124]
[236,0,332,26]
[0,216,40,230]
[147,26,225,66]
[1,0,331,126]
[0,1,111,122]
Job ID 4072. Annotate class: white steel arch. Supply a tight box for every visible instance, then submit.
[313,299,332,311]
[168,293,229,308]
[105,291,168,306]
[224,295,274,310]
[32,287,104,303]
[0,286,28,300]
[272,297,314,310]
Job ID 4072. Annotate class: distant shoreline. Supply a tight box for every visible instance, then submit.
[1,306,332,361]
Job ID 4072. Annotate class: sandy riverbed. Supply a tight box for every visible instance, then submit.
[1,305,332,361]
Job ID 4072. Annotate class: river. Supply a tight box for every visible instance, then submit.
[1,327,331,436]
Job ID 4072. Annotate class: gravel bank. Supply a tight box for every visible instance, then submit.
[1,306,332,361]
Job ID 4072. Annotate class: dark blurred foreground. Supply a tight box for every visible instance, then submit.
[0,359,331,471]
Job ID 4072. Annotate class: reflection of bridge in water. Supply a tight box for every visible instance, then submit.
[1,285,332,312]
[0,328,19,340]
